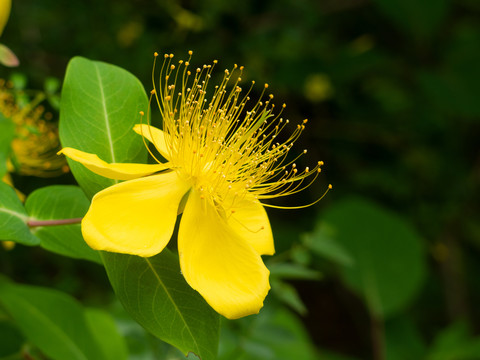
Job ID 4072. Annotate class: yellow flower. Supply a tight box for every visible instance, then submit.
[60,52,329,319]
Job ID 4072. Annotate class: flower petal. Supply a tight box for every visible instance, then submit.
[226,196,275,256]
[178,191,270,319]
[133,124,170,160]
[59,147,170,180]
[82,171,190,257]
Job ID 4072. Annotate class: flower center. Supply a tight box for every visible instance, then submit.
[148,51,330,210]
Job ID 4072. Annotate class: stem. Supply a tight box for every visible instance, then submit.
[27,217,83,227]
[370,312,386,360]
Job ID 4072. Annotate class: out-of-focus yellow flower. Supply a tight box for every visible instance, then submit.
[304,73,334,103]
[0,79,68,177]
[60,52,330,319]
[117,20,144,48]
[2,240,15,250]
[350,34,375,55]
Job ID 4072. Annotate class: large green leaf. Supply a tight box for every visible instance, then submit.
[25,185,101,264]
[59,56,149,199]
[0,181,39,245]
[102,250,220,360]
[319,197,426,318]
[0,113,15,178]
[0,278,122,360]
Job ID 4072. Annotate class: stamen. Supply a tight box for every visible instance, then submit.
[145,52,329,209]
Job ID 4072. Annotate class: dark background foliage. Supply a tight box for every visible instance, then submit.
[1,0,479,359]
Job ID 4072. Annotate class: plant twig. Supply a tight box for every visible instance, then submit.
[27,217,83,227]
[370,312,386,360]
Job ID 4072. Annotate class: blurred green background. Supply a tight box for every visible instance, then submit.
[1,0,480,359]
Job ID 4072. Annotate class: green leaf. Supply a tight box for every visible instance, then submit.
[417,24,480,119]
[303,226,354,267]
[0,112,15,178]
[0,278,111,360]
[24,185,101,264]
[0,182,39,245]
[373,0,449,39]
[270,279,307,315]
[85,308,129,360]
[268,262,322,280]
[320,197,426,318]
[219,306,318,360]
[59,56,149,198]
[0,320,24,357]
[385,317,426,360]
[102,250,220,360]
[427,321,480,360]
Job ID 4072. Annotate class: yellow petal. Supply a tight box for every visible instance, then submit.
[133,124,170,160]
[226,196,275,256]
[82,171,190,257]
[59,147,169,180]
[178,191,270,319]
[0,0,11,37]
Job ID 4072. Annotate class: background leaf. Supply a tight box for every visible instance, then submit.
[0,278,122,360]
[218,306,319,360]
[102,250,220,360]
[24,185,101,264]
[0,181,39,245]
[385,317,426,360]
[59,56,149,199]
[85,308,129,360]
[303,226,354,267]
[0,320,24,358]
[319,197,426,318]
[426,321,480,360]
[0,113,15,178]
[373,0,449,38]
